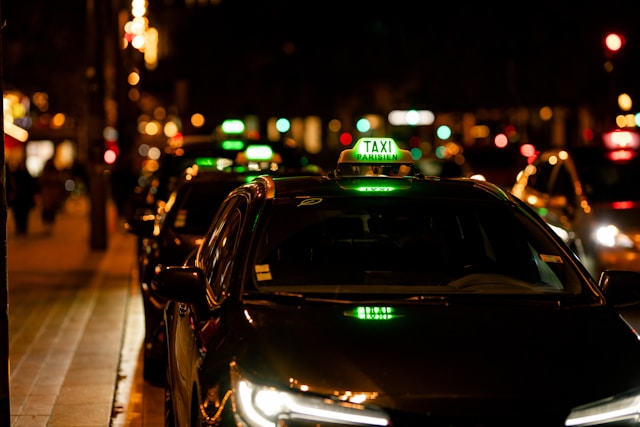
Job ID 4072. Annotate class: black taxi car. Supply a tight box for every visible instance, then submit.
[152,137,640,427]
[125,163,251,381]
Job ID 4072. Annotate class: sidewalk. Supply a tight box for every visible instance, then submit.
[6,193,143,427]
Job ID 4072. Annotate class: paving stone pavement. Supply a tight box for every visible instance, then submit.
[6,194,161,427]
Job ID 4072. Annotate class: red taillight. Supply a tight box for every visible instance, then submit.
[612,201,638,210]
[607,149,635,161]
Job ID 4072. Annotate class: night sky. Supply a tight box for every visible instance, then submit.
[3,1,640,123]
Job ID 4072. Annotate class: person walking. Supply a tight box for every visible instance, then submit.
[7,159,38,236]
[38,158,68,232]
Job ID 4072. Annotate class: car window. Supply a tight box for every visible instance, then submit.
[199,195,247,302]
[171,181,242,233]
[251,197,585,296]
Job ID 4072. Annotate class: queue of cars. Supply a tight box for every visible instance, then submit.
[148,137,640,427]
[511,129,640,278]
[125,165,252,381]
[126,140,324,382]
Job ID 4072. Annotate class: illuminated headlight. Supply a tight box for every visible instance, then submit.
[565,388,640,426]
[230,364,390,427]
[594,225,635,249]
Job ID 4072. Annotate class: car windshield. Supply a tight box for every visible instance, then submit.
[251,197,586,296]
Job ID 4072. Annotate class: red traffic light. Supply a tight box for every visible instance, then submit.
[103,149,117,164]
[605,33,625,52]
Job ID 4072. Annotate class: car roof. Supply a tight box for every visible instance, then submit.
[224,137,515,203]
[236,168,514,206]
[171,167,256,192]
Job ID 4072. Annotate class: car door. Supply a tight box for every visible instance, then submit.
[169,194,248,421]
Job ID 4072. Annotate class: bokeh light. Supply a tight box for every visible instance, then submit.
[618,93,632,111]
[605,33,624,52]
[494,133,508,148]
[436,125,452,140]
[356,118,371,133]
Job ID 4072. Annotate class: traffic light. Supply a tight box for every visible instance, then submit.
[103,126,119,165]
[104,144,119,165]
[605,32,625,54]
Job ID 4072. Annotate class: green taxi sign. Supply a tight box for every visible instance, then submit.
[221,119,245,134]
[355,186,397,192]
[336,137,414,176]
[235,144,283,170]
[354,137,399,160]
[347,306,396,320]
[194,157,234,170]
[221,139,245,151]
[245,144,274,161]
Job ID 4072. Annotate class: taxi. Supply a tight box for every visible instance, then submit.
[125,164,251,381]
[153,137,640,427]
[511,129,640,278]
[126,144,324,381]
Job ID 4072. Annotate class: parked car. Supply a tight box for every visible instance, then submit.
[125,166,250,381]
[511,129,640,277]
[126,143,325,382]
[128,134,241,220]
[153,137,640,427]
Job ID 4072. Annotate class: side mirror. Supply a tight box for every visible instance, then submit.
[599,270,640,307]
[151,266,208,305]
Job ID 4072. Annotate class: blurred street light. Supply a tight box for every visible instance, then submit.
[603,32,625,126]
[618,93,632,111]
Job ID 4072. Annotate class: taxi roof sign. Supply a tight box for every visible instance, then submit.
[235,144,283,169]
[337,137,414,176]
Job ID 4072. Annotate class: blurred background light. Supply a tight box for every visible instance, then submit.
[339,132,353,146]
[356,118,371,133]
[436,125,451,140]
[605,32,624,52]
[222,119,245,134]
[190,113,205,128]
[388,109,435,126]
[275,118,291,133]
[494,133,508,148]
[539,106,553,121]
[618,93,632,111]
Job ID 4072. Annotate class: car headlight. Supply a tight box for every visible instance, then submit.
[230,363,390,427]
[594,225,635,249]
[565,387,640,426]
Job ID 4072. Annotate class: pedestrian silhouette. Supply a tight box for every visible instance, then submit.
[7,160,38,236]
[38,158,68,231]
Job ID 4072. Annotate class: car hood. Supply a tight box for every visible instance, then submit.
[228,299,640,418]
